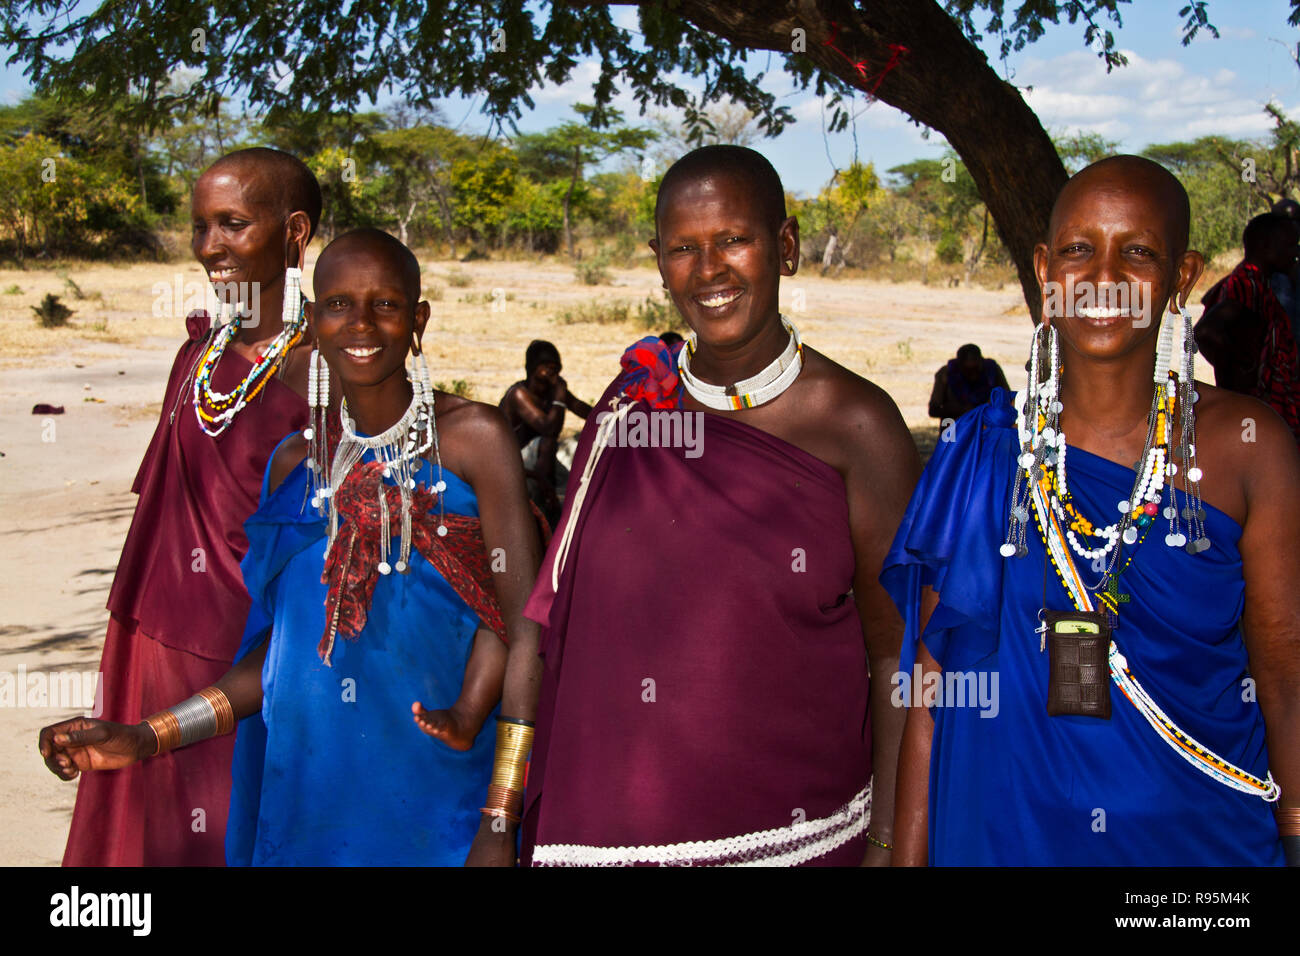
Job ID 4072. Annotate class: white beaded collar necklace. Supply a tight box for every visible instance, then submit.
[679,315,803,410]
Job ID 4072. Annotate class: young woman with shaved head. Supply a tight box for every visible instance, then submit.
[884,156,1299,866]
[43,148,321,866]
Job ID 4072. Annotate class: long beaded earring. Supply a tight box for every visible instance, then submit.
[306,348,330,512]
[1003,320,1059,558]
[1171,305,1209,554]
[410,334,447,538]
[282,231,305,332]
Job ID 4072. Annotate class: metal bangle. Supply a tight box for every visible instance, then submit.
[865,830,893,852]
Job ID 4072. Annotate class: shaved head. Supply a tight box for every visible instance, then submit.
[1050,155,1191,257]
[317,228,422,302]
[655,145,787,236]
[203,147,323,238]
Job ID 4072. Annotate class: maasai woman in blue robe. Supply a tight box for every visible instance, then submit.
[225,453,496,865]
[883,390,1283,865]
[883,156,1299,867]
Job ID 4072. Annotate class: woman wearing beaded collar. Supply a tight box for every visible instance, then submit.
[520,146,920,866]
[885,156,1300,866]
[45,148,321,867]
[40,230,545,866]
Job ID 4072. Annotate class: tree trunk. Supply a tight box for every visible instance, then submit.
[648,0,1068,320]
[820,232,838,276]
[398,200,417,246]
[564,146,581,259]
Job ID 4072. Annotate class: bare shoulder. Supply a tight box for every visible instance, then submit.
[268,432,308,493]
[436,392,514,442]
[799,347,914,454]
[433,392,520,480]
[1188,381,1300,519]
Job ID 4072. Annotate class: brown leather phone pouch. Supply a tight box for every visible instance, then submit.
[1044,609,1112,719]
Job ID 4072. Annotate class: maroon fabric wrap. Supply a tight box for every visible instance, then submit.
[63,614,234,866]
[107,317,308,659]
[68,313,306,866]
[520,381,873,866]
[319,461,510,661]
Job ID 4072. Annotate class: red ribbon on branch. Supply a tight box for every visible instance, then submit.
[821,22,908,95]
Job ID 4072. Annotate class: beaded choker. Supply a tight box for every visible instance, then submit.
[679,315,803,410]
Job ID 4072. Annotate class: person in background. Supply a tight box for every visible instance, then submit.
[1270,199,1300,343]
[1196,212,1300,443]
[499,340,591,525]
[928,343,1009,421]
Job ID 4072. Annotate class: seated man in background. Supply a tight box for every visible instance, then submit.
[927,343,1009,422]
[499,340,591,526]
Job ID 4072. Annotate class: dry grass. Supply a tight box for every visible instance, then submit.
[0,252,1219,433]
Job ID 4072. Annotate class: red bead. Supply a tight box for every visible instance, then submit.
[1143,501,1159,516]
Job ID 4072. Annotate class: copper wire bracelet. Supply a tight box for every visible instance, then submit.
[144,687,236,756]
[481,718,534,821]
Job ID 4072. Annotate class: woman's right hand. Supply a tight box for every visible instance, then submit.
[38,718,155,780]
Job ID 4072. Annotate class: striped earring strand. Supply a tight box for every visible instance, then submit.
[305,347,330,513]
[1167,306,1209,554]
[1002,321,1058,558]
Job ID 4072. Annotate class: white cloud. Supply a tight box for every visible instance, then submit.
[1016,48,1290,148]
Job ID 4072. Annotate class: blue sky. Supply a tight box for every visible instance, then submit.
[3,1,1297,196]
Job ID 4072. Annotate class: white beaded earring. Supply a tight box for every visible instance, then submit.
[306,349,330,512]
[1168,305,1209,554]
[1003,320,1059,558]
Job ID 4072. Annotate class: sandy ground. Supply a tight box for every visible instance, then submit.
[0,255,1211,865]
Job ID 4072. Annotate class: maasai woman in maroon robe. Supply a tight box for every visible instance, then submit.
[57,149,321,866]
[519,146,919,866]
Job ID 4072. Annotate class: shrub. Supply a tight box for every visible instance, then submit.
[574,254,611,286]
[554,300,631,325]
[33,293,73,328]
[434,379,475,399]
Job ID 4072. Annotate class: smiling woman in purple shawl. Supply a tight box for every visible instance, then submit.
[519,146,920,866]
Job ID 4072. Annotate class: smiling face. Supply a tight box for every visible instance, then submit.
[308,237,429,393]
[190,169,290,302]
[1034,160,1203,364]
[650,172,797,350]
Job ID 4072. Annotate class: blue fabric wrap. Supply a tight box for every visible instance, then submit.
[226,438,496,865]
[880,388,1283,866]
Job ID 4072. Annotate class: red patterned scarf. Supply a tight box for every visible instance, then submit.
[318,458,547,665]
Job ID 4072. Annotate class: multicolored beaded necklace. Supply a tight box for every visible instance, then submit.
[1000,317,1277,802]
[191,268,306,437]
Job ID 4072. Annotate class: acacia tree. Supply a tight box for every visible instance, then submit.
[514,104,654,258]
[7,0,1291,314]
